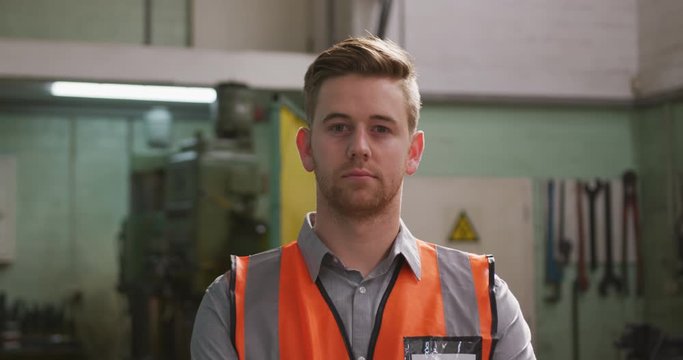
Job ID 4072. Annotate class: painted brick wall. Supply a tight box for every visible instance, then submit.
[0,0,187,46]
[0,110,211,359]
[633,102,683,335]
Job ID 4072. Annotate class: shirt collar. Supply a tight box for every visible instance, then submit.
[296,212,422,282]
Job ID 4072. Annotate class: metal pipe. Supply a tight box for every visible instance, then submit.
[144,0,152,45]
[377,0,394,39]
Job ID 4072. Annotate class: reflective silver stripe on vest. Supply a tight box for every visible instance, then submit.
[436,245,482,336]
[244,247,281,360]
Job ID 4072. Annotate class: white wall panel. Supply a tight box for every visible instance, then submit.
[403,0,638,101]
[193,0,310,52]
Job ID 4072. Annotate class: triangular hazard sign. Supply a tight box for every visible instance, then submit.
[449,211,479,242]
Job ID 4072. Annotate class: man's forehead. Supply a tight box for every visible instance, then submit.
[314,75,406,113]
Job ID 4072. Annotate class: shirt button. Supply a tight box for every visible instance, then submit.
[358,286,367,294]
[358,357,366,360]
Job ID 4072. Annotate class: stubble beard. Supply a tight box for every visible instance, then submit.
[314,162,403,220]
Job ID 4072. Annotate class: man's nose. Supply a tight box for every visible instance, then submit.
[347,129,371,161]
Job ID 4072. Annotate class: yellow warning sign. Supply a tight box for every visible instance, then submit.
[449,211,479,242]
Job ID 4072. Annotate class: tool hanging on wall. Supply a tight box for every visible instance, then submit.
[622,170,643,296]
[585,181,603,273]
[545,180,562,303]
[674,173,683,284]
[571,272,580,360]
[576,180,589,292]
[571,180,587,360]
[599,181,623,296]
[558,181,573,266]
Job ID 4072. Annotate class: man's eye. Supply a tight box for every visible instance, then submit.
[329,124,348,132]
[373,126,390,133]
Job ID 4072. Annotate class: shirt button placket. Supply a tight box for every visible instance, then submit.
[352,283,371,360]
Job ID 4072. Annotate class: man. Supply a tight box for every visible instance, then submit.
[191,36,535,360]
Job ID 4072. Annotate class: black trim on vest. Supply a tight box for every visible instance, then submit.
[487,255,498,360]
[229,255,237,354]
[366,256,404,360]
[315,278,355,360]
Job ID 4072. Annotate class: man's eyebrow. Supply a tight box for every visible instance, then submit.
[321,112,351,122]
[320,113,398,124]
[369,114,397,124]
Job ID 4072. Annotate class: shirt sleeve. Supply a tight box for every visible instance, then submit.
[190,274,239,360]
[492,275,536,360]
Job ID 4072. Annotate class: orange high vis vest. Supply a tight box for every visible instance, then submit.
[229,240,498,360]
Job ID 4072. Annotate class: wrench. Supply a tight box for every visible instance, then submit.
[622,170,643,296]
[545,180,562,303]
[599,182,623,296]
[575,180,589,292]
[584,181,603,272]
[558,181,573,266]
[676,173,683,282]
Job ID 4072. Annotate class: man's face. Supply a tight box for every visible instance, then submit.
[296,74,424,218]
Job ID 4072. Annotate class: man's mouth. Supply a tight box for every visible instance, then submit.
[342,169,376,178]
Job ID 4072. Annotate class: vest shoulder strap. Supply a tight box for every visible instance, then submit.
[229,254,248,359]
[468,253,497,360]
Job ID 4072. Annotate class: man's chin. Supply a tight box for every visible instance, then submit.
[336,204,384,219]
[330,195,386,218]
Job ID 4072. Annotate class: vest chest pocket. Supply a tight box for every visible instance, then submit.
[404,336,482,360]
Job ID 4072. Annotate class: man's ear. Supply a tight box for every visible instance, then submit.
[405,130,425,175]
[296,127,315,172]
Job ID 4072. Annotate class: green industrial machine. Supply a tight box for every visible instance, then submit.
[118,84,272,360]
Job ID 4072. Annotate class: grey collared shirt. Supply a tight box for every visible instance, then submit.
[191,214,535,360]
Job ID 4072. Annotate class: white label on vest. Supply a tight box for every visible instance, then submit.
[412,355,476,360]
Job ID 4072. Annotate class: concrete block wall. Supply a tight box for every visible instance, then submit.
[151,0,188,46]
[0,0,187,46]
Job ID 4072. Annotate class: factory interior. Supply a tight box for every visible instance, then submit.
[0,0,683,359]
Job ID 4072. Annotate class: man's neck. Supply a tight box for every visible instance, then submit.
[312,204,401,278]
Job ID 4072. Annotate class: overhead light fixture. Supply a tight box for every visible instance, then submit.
[50,81,217,104]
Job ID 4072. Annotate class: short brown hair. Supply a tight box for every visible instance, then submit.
[303,36,421,133]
